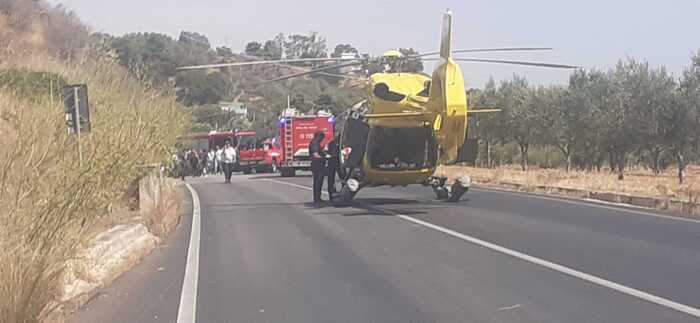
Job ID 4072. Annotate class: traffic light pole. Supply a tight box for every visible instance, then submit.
[73,86,83,165]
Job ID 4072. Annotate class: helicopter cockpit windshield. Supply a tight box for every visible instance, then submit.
[367,126,437,171]
[373,83,406,102]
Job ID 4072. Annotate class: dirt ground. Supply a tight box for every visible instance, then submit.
[437,165,700,203]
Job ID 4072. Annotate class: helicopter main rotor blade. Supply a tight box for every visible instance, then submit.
[414,47,554,58]
[316,71,363,79]
[176,57,360,71]
[259,61,364,84]
[423,57,578,69]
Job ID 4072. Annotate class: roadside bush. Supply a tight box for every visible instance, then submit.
[0,68,66,102]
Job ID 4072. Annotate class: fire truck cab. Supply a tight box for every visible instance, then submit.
[277,109,335,177]
[234,131,282,174]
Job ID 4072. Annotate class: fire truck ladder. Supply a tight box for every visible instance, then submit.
[284,117,294,165]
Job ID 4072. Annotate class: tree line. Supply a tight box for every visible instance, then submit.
[93,30,369,136]
[470,54,700,184]
[93,28,700,184]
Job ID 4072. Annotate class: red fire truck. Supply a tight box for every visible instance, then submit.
[235,131,282,174]
[277,109,336,177]
[180,131,236,150]
[181,130,281,174]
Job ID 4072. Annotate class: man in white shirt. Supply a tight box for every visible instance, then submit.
[222,141,237,183]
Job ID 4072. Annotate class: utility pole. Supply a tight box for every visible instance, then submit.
[73,86,84,165]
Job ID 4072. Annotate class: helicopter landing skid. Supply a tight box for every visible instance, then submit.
[427,175,471,202]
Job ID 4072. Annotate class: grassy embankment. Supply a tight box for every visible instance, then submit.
[0,43,189,323]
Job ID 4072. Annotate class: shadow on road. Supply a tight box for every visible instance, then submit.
[206,202,308,208]
[203,202,310,216]
[248,174,313,180]
[355,198,423,206]
[307,197,442,217]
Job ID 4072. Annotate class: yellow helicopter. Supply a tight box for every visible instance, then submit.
[177,10,576,203]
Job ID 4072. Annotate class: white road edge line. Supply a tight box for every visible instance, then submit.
[178,183,202,323]
[266,178,700,319]
[473,187,700,224]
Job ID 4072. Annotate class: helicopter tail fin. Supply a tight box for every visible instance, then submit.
[440,10,453,60]
[428,10,467,164]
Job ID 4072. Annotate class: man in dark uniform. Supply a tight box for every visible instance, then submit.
[326,139,341,201]
[309,131,326,204]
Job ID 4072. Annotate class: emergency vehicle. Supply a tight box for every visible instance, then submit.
[179,131,236,150]
[234,131,281,174]
[277,109,335,177]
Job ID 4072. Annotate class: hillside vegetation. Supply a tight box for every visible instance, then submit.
[94,30,374,137]
[0,1,188,322]
[96,23,700,186]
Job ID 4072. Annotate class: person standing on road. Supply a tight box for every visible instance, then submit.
[222,141,237,183]
[309,131,326,205]
[207,149,216,176]
[215,145,223,174]
[200,149,209,178]
[188,148,199,178]
[177,149,187,181]
[326,139,341,201]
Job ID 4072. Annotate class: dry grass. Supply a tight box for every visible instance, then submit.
[0,52,189,322]
[0,3,189,322]
[142,175,182,239]
[438,165,700,202]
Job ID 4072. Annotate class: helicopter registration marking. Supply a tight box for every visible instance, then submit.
[264,178,700,320]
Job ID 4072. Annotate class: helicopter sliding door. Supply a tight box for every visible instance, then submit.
[340,116,370,168]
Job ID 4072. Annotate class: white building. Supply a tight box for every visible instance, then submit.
[220,101,247,118]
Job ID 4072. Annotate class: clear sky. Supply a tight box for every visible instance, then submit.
[49,0,700,88]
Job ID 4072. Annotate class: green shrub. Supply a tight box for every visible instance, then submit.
[0,68,67,102]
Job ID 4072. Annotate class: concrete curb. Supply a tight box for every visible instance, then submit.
[474,180,700,217]
[43,174,183,322]
[59,223,161,313]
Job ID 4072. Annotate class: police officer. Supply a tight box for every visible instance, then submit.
[309,131,326,204]
[326,139,341,201]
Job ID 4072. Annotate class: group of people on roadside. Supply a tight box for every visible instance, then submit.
[171,148,206,179]
[309,131,342,205]
[173,132,339,203]
[171,141,238,183]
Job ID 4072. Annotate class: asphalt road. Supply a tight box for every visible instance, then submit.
[72,173,700,323]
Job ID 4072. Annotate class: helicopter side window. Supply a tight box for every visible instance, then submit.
[373,83,406,102]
